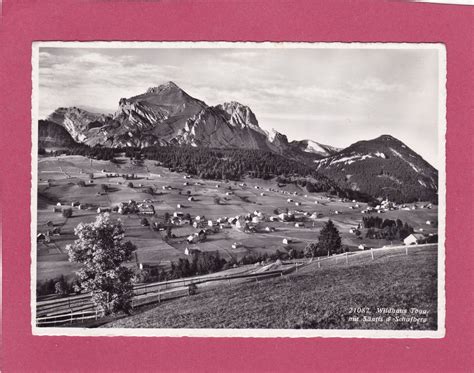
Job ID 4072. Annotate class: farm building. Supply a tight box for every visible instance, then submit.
[295,222,304,228]
[173,212,184,218]
[403,233,427,245]
[358,244,366,250]
[231,242,239,249]
[139,205,155,215]
[287,198,293,203]
[36,233,46,242]
[265,226,276,232]
[188,197,194,201]
[282,238,292,245]
[97,207,111,213]
[177,204,182,209]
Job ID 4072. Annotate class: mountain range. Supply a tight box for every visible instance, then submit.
[38,81,438,202]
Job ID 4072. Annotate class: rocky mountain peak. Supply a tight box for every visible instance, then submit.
[146,81,181,94]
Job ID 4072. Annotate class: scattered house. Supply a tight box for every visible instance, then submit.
[251,216,260,224]
[53,206,62,213]
[88,180,94,184]
[269,216,279,222]
[228,217,238,225]
[195,215,203,221]
[334,210,340,215]
[377,210,384,214]
[186,235,196,244]
[282,238,292,245]
[177,204,182,209]
[139,204,155,215]
[295,202,301,206]
[358,244,366,250]
[260,192,265,196]
[287,198,293,203]
[46,221,54,227]
[36,233,46,242]
[183,182,189,186]
[208,220,215,227]
[231,242,239,249]
[278,213,289,221]
[173,212,184,218]
[349,228,357,234]
[426,220,432,225]
[188,196,194,202]
[71,201,80,207]
[419,228,424,232]
[97,207,111,213]
[183,175,191,179]
[52,227,61,236]
[295,222,304,228]
[403,233,427,245]
[354,204,360,208]
[226,192,234,196]
[56,202,62,207]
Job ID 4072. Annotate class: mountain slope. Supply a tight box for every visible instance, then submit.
[38,120,78,147]
[314,135,438,202]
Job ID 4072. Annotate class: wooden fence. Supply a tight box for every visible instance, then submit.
[36,243,437,327]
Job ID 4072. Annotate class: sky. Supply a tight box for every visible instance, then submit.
[38,44,442,168]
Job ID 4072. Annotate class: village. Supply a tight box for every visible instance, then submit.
[36,153,439,284]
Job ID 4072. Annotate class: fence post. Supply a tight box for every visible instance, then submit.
[371,249,374,260]
[318,257,321,268]
[345,252,348,265]
[158,292,161,303]
[405,246,408,256]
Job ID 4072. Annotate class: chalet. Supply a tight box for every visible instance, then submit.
[349,228,358,234]
[56,202,62,207]
[282,238,291,245]
[139,205,155,215]
[269,216,279,222]
[260,192,265,196]
[71,201,80,207]
[334,210,340,215]
[183,182,189,186]
[295,202,301,206]
[177,204,182,209]
[278,213,289,221]
[314,201,319,204]
[173,212,184,218]
[358,244,367,250]
[404,233,427,246]
[295,222,304,228]
[251,216,260,224]
[231,242,239,249]
[208,220,215,227]
[52,227,61,236]
[195,215,203,221]
[46,221,54,227]
[97,207,111,213]
[228,217,238,225]
[187,235,197,244]
[226,192,234,196]
[188,196,194,202]
[287,198,293,203]
[426,220,432,225]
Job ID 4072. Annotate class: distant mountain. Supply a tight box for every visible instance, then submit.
[314,135,438,202]
[40,82,438,202]
[38,120,77,147]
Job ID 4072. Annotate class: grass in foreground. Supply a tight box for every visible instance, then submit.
[103,251,437,330]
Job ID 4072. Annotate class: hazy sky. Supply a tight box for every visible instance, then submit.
[38,44,441,168]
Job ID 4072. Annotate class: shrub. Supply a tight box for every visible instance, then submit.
[62,208,73,218]
[127,182,134,188]
[77,180,86,187]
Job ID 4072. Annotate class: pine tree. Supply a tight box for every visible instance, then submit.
[318,220,342,256]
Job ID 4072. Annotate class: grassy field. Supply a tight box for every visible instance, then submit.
[103,249,438,330]
[36,154,439,281]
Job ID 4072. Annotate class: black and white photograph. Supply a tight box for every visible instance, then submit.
[31,42,445,338]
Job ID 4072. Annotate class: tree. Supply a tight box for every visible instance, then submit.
[145,187,154,195]
[304,242,318,258]
[140,217,149,227]
[101,184,108,192]
[62,208,73,218]
[318,220,342,256]
[66,213,137,315]
[77,180,86,187]
[127,182,134,188]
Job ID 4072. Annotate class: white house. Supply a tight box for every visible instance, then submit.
[282,238,291,245]
[403,233,426,245]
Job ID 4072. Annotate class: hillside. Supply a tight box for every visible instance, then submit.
[314,135,438,203]
[103,249,437,330]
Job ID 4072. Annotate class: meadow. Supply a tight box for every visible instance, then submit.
[36,154,438,282]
